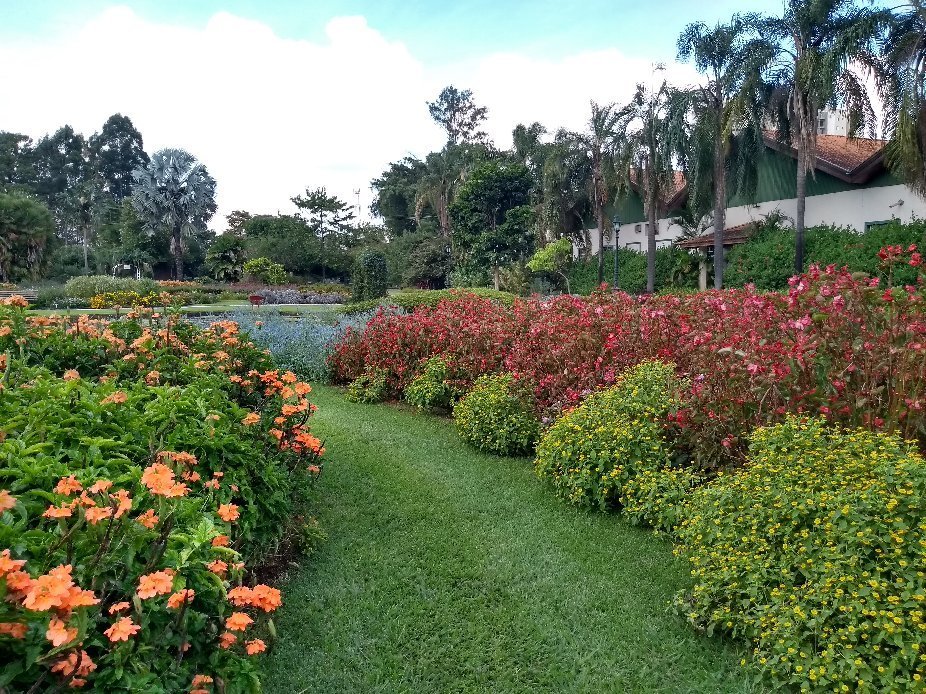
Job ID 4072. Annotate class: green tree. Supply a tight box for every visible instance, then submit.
[351,249,390,301]
[882,1,926,199]
[31,125,90,244]
[0,192,54,282]
[614,80,679,293]
[539,131,594,250]
[427,85,489,145]
[757,0,891,273]
[206,234,246,282]
[371,157,427,237]
[88,114,149,203]
[675,16,770,288]
[131,148,217,280]
[0,132,34,191]
[291,187,356,281]
[527,237,573,293]
[403,235,452,288]
[415,144,493,238]
[450,161,535,289]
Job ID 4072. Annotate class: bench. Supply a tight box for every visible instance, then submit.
[0,289,39,303]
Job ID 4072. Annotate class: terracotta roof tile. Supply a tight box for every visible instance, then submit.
[676,223,754,249]
[763,132,887,180]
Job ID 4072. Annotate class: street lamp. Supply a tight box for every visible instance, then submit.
[611,212,621,290]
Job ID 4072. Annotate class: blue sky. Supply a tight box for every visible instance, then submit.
[3,0,784,64]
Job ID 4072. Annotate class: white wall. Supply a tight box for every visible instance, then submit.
[583,184,926,256]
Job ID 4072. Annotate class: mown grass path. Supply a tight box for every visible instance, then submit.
[262,386,758,693]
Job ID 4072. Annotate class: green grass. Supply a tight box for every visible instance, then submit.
[261,387,759,694]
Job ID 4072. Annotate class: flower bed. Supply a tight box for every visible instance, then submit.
[0,297,323,691]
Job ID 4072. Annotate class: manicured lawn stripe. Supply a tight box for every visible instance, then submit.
[262,386,759,693]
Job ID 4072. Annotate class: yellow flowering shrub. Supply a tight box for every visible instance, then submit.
[533,361,677,511]
[675,417,926,691]
[621,465,699,533]
[453,373,539,456]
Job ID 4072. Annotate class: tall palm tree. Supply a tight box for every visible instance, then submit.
[131,149,216,280]
[541,131,594,249]
[757,0,891,274]
[562,102,620,284]
[882,1,926,198]
[614,80,679,293]
[415,144,485,238]
[675,16,771,289]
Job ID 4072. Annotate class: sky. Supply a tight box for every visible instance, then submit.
[0,0,787,229]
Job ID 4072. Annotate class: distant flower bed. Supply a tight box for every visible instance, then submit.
[0,297,323,690]
[255,288,345,305]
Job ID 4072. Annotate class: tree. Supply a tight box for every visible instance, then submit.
[0,132,34,191]
[402,235,452,288]
[415,143,492,238]
[0,193,54,282]
[757,0,891,273]
[205,233,246,282]
[31,125,90,244]
[565,103,622,285]
[540,131,594,250]
[131,149,217,280]
[291,187,356,281]
[88,114,149,203]
[614,81,679,293]
[427,86,489,145]
[224,210,252,236]
[371,157,427,237]
[676,16,770,288]
[351,249,389,301]
[882,1,926,198]
[527,238,573,293]
[450,161,535,289]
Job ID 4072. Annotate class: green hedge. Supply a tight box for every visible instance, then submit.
[568,247,698,295]
[63,275,158,299]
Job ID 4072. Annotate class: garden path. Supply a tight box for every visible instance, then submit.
[261,386,758,694]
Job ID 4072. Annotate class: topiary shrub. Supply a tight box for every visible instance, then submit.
[675,416,926,691]
[453,373,539,456]
[621,466,699,533]
[533,360,677,510]
[346,367,389,403]
[351,250,389,302]
[404,356,459,411]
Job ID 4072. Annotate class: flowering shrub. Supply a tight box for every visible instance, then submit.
[533,361,677,510]
[404,356,460,411]
[89,290,169,309]
[0,298,323,690]
[254,288,345,305]
[453,374,539,456]
[63,276,158,299]
[621,466,699,533]
[675,417,926,691]
[346,368,389,404]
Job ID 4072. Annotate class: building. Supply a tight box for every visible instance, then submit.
[585,132,926,260]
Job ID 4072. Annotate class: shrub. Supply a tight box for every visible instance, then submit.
[404,356,459,411]
[32,286,89,310]
[0,301,324,690]
[338,298,384,316]
[568,246,698,295]
[64,275,158,299]
[453,373,539,456]
[351,250,389,302]
[243,257,288,285]
[390,288,517,310]
[255,288,345,305]
[89,290,169,309]
[346,368,389,403]
[300,283,351,298]
[533,361,677,510]
[621,466,699,533]
[675,417,926,691]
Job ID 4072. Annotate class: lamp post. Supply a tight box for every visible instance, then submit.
[611,212,621,290]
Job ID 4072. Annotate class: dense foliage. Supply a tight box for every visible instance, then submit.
[568,246,699,295]
[453,374,539,456]
[0,298,323,690]
[404,356,459,411]
[676,417,926,691]
[350,250,389,302]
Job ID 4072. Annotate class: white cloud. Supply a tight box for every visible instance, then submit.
[0,7,698,229]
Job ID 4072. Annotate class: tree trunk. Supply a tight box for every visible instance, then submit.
[493,265,500,291]
[795,142,807,275]
[82,227,90,275]
[646,202,657,294]
[712,140,727,290]
[596,204,605,285]
[173,223,184,281]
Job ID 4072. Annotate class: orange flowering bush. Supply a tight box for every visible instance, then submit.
[0,299,324,691]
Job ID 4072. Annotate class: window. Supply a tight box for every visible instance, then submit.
[625,242,642,252]
[656,239,672,249]
[865,220,892,232]
[634,223,641,234]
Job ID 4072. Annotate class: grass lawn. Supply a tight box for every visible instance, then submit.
[261,386,759,694]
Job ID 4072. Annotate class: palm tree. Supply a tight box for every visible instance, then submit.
[131,149,216,280]
[675,16,771,289]
[614,80,678,293]
[757,0,891,274]
[415,145,472,238]
[563,102,620,284]
[541,131,594,250]
[882,1,926,198]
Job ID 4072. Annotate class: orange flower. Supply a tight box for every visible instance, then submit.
[46,617,78,647]
[64,585,99,609]
[43,503,74,519]
[250,584,282,612]
[23,565,73,611]
[88,480,112,494]
[5,570,35,596]
[137,569,175,599]
[207,560,228,577]
[282,371,298,384]
[85,506,113,525]
[182,470,201,482]
[164,482,189,498]
[145,370,160,385]
[241,412,260,426]
[108,602,130,614]
[0,622,27,638]
[280,386,295,399]
[191,675,214,687]
[224,612,253,631]
[218,631,237,649]
[245,638,267,655]
[216,504,239,522]
[0,550,25,576]
[211,535,229,547]
[204,479,220,490]
[308,464,321,474]
[226,586,253,607]
[294,382,311,396]
[167,589,195,609]
[0,490,15,513]
[104,616,140,642]
[100,391,128,405]
[55,475,83,496]
[51,650,96,678]
[111,489,133,518]
[140,463,176,496]
[62,369,80,381]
